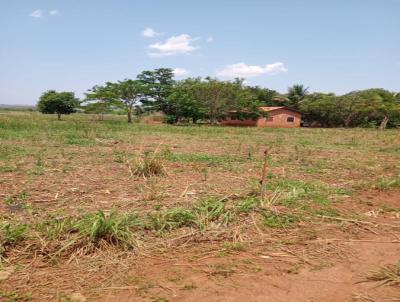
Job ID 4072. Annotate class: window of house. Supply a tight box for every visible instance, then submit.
[287,116,294,123]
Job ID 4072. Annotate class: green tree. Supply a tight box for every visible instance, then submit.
[106,80,150,123]
[287,84,309,109]
[191,78,240,124]
[246,86,279,106]
[137,68,175,114]
[165,78,206,123]
[354,88,400,129]
[84,85,118,120]
[37,90,79,120]
[300,89,400,128]
[300,93,340,127]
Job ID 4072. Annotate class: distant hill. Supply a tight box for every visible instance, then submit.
[0,104,36,111]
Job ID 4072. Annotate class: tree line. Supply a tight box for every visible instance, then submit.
[37,68,400,129]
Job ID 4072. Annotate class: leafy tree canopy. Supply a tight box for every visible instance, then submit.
[37,90,79,120]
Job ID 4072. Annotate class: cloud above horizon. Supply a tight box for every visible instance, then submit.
[142,27,160,38]
[30,9,59,18]
[29,9,43,18]
[148,34,199,57]
[173,68,190,77]
[217,62,288,78]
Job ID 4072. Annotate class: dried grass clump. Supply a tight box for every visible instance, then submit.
[364,262,400,286]
[128,151,166,178]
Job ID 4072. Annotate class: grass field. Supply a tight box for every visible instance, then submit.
[1,111,399,302]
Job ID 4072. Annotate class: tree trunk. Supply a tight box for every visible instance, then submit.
[344,112,355,127]
[127,110,132,123]
[379,114,389,130]
[57,113,61,120]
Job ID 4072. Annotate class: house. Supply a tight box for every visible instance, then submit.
[221,106,302,128]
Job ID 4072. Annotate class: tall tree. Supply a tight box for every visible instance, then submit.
[37,90,79,120]
[191,78,237,124]
[84,85,118,120]
[137,68,175,114]
[287,84,309,109]
[106,80,150,123]
[166,79,206,123]
[246,86,279,106]
[354,89,400,129]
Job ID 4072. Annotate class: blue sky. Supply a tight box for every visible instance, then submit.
[1,0,399,105]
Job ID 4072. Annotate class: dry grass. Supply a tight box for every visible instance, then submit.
[1,112,400,301]
[364,262,400,286]
[127,150,166,178]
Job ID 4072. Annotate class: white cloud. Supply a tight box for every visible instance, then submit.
[264,62,288,74]
[142,27,160,38]
[49,10,59,16]
[206,36,213,43]
[148,34,199,57]
[29,9,43,18]
[173,68,190,77]
[216,62,288,78]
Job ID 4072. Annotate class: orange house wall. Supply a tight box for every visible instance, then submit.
[222,109,301,128]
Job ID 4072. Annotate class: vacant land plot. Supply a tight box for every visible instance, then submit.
[1,112,399,302]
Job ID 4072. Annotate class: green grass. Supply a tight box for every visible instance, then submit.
[0,223,28,255]
[375,176,400,190]
[262,211,300,228]
[0,290,32,302]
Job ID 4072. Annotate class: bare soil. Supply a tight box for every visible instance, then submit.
[97,191,400,302]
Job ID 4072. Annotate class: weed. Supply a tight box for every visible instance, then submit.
[114,151,126,163]
[193,198,231,231]
[77,210,141,248]
[0,165,18,173]
[236,197,259,213]
[182,283,197,290]
[0,291,32,302]
[51,211,143,256]
[35,217,75,240]
[4,191,28,208]
[33,154,43,175]
[380,204,400,213]
[314,207,340,217]
[0,223,28,254]
[262,210,299,228]
[375,177,400,190]
[163,150,245,167]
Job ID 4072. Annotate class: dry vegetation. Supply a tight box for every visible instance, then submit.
[0,111,399,301]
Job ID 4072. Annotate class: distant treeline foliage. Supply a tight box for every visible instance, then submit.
[36,68,400,129]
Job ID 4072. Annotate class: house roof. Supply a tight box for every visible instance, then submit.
[259,106,285,112]
[227,106,301,114]
[259,106,301,114]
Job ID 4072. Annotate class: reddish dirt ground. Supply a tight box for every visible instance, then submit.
[99,191,400,302]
